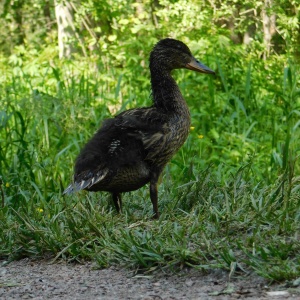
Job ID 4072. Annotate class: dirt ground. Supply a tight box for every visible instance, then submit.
[0,259,299,299]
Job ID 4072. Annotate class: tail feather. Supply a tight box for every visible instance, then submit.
[63,169,109,195]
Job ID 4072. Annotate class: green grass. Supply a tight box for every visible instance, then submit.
[0,43,300,281]
[1,167,299,280]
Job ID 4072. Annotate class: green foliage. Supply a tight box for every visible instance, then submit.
[0,0,54,54]
[0,0,300,281]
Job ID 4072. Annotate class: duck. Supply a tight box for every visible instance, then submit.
[63,38,215,219]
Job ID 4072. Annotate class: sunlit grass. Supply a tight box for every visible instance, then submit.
[1,167,299,280]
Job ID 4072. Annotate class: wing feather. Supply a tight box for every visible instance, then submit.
[115,107,170,160]
[64,107,170,193]
[63,168,109,194]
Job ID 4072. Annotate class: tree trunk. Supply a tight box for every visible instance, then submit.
[262,0,276,59]
[11,0,25,45]
[54,0,76,58]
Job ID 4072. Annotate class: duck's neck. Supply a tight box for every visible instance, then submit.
[150,67,190,115]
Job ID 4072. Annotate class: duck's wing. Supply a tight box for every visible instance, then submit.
[63,107,168,194]
[115,107,170,161]
[63,167,109,194]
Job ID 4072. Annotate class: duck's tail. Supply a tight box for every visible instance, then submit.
[63,169,109,195]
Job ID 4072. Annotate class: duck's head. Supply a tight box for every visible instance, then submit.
[150,38,215,75]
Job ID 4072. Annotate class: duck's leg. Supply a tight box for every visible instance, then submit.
[150,172,160,219]
[112,192,122,213]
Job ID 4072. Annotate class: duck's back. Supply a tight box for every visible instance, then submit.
[74,106,187,193]
[73,102,191,193]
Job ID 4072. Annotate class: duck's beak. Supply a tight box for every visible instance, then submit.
[185,57,215,74]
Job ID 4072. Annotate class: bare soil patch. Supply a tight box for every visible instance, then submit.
[0,259,298,299]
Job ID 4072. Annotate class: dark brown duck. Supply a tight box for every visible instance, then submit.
[64,38,215,218]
